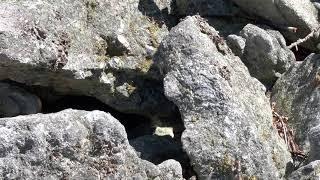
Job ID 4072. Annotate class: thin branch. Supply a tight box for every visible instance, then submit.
[288,26,320,49]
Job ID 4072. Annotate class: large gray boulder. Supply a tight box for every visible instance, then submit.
[288,160,320,180]
[232,0,319,50]
[0,109,183,179]
[0,82,41,117]
[227,24,295,86]
[271,54,320,150]
[0,0,176,121]
[155,15,291,179]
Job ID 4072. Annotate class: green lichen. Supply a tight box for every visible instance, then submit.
[246,176,258,180]
[220,154,234,174]
[137,58,153,73]
[208,153,234,179]
[85,0,99,24]
[191,115,200,123]
[94,39,109,62]
[126,84,137,95]
[96,56,109,62]
[147,20,161,48]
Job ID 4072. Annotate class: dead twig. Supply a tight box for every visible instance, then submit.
[288,26,320,50]
[271,102,307,166]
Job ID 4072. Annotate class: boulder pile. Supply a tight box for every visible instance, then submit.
[1,0,320,179]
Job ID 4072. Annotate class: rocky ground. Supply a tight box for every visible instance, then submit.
[0,0,320,179]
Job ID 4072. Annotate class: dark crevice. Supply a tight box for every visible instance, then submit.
[138,0,178,30]
[1,80,195,179]
[290,45,313,62]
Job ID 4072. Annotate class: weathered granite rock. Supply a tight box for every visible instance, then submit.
[271,54,320,150]
[228,24,295,86]
[0,109,183,179]
[226,34,246,57]
[314,1,320,11]
[175,0,236,16]
[0,0,177,121]
[309,125,320,161]
[155,15,291,179]
[288,160,320,180]
[232,0,319,50]
[0,82,41,117]
[130,135,182,164]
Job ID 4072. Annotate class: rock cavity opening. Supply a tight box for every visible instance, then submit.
[1,80,195,179]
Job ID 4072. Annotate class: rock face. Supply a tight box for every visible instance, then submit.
[155,16,291,179]
[227,24,295,86]
[288,160,320,180]
[271,54,320,150]
[0,82,41,117]
[232,0,319,50]
[0,109,183,179]
[309,125,320,161]
[0,0,177,120]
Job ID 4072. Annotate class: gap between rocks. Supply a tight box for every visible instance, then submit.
[1,79,195,179]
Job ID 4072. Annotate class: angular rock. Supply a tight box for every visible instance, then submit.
[309,125,320,161]
[226,34,246,57]
[287,160,320,180]
[176,0,236,16]
[0,0,176,121]
[155,15,291,179]
[0,109,183,179]
[0,82,41,117]
[228,24,295,86]
[157,160,184,180]
[271,54,320,150]
[232,0,319,50]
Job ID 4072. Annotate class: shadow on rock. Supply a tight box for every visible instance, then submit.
[138,0,177,30]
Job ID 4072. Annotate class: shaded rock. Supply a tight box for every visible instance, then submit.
[228,24,295,86]
[205,16,249,38]
[308,125,320,161]
[226,34,246,57]
[130,135,182,164]
[232,0,319,51]
[138,0,177,28]
[176,0,236,16]
[271,53,320,150]
[0,109,183,179]
[0,0,176,121]
[288,160,320,180]
[155,15,291,179]
[0,82,41,117]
